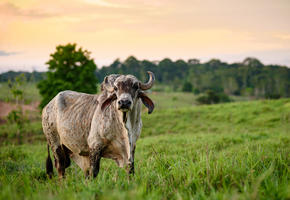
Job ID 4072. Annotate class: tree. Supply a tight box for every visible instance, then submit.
[7,74,28,144]
[188,58,200,65]
[123,56,143,79]
[93,56,290,98]
[158,58,176,82]
[38,43,98,108]
[242,57,263,67]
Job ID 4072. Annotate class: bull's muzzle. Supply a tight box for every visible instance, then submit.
[118,99,132,111]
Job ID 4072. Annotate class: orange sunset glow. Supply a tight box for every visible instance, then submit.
[0,0,290,72]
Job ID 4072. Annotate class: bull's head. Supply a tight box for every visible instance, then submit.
[101,71,155,114]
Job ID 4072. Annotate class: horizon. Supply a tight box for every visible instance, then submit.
[0,55,289,74]
[1,0,290,72]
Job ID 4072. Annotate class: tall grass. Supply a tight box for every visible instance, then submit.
[0,95,289,199]
[0,82,41,103]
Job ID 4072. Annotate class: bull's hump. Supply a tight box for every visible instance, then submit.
[56,90,98,111]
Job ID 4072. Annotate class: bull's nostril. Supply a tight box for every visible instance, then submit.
[119,100,131,108]
[123,100,131,106]
[126,101,132,106]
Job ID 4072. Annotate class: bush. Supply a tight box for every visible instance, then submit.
[265,93,281,99]
[193,88,200,95]
[218,92,231,102]
[196,90,232,104]
[182,81,193,92]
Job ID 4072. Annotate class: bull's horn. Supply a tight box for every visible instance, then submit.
[140,71,155,90]
[103,76,114,92]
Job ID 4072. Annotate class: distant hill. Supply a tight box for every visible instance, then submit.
[1,57,289,98]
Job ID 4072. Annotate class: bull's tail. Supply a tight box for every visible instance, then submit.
[46,144,53,178]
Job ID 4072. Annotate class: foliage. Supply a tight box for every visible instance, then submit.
[0,121,42,145]
[0,71,45,82]
[193,88,200,94]
[265,93,281,99]
[6,74,28,144]
[96,57,290,98]
[7,74,26,103]
[37,43,98,108]
[1,56,289,99]
[196,90,231,104]
[182,81,193,92]
[0,82,41,103]
[0,98,289,199]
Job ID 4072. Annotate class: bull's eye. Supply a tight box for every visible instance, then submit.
[114,86,118,91]
[133,83,139,90]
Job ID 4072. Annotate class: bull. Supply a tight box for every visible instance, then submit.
[42,71,155,178]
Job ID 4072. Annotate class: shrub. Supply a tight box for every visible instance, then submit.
[182,81,193,92]
[196,90,232,104]
[265,93,281,99]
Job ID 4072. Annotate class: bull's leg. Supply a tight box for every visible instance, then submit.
[46,144,53,178]
[62,144,72,169]
[128,146,136,175]
[89,145,104,178]
[44,136,64,178]
[54,145,67,178]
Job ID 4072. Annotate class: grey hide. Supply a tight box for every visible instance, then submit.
[42,72,154,178]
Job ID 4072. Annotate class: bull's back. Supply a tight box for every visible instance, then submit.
[43,90,99,153]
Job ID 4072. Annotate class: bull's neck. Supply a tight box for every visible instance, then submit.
[114,100,141,133]
[116,109,132,133]
[114,100,142,164]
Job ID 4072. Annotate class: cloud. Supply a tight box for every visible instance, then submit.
[83,0,128,8]
[275,34,290,40]
[0,2,55,19]
[0,50,19,56]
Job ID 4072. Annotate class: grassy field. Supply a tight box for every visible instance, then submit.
[0,82,41,103]
[0,95,289,199]
[0,82,250,106]
[0,85,199,143]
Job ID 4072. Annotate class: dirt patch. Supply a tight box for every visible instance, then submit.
[0,101,39,122]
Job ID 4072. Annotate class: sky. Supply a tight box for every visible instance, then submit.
[0,0,290,72]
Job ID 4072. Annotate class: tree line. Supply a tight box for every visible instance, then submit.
[97,56,290,98]
[0,71,44,82]
[1,50,289,99]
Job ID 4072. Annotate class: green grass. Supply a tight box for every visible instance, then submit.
[142,98,290,137]
[0,96,289,199]
[148,92,197,110]
[0,82,41,103]
[0,121,43,144]
[0,91,197,143]
[0,132,288,200]
[0,82,197,108]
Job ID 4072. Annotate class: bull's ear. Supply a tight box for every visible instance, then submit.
[138,91,154,114]
[101,93,117,111]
